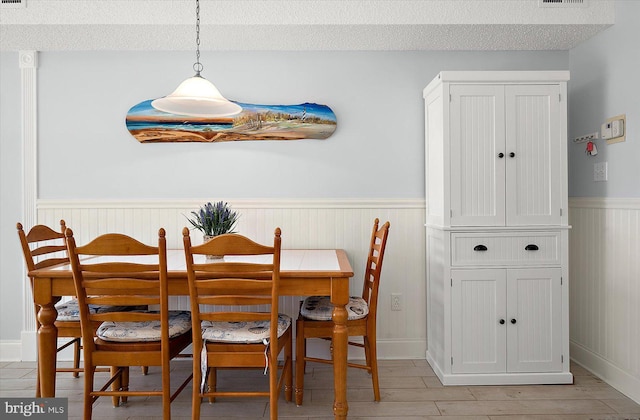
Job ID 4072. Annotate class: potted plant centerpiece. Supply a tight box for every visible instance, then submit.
[186,201,240,259]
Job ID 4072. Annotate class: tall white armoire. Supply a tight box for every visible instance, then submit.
[424,71,573,385]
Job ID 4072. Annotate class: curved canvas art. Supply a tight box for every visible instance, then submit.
[126,100,337,143]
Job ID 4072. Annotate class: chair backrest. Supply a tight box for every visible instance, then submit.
[17,220,69,272]
[65,228,169,355]
[360,218,391,318]
[182,227,282,350]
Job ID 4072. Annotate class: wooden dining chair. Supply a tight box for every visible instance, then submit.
[65,228,193,420]
[295,218,390,405]
[17,220,82,396]
[182,227,293,420]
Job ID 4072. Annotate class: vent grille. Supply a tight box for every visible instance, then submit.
[1,0,25,8]
[539,0,587,7]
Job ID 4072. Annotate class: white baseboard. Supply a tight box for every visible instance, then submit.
[0,340,22,362]
[571,340,640,405]
[0,331,78,363]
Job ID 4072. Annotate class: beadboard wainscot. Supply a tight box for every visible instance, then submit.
[23,198,426,361]
[569,197,640,404]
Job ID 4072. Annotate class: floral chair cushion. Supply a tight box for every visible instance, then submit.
[55,299,146,322]
[300,295,369,321]
[96,311,191,342]
[201,314,292,344]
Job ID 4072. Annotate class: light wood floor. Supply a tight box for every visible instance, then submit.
[1,359,639,419]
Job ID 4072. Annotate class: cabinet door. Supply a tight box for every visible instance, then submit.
[450,85,506,226]
[505,85,562,225]
[451,269,506,373]
[506,268,563,372]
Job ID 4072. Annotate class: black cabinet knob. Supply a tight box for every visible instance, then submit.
[499,319,505,325]
[511,319,517,324]
[498,153,504,158]
[509,152,515,158]
[473,245,488,251]
[525,244,539,251]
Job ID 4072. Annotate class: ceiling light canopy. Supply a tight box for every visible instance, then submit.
[151,0,241,118]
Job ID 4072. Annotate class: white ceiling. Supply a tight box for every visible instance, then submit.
[0,0,615,51]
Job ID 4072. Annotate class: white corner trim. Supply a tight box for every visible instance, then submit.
[20,50,38,337]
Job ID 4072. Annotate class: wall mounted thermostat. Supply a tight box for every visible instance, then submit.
[602,114,626,144]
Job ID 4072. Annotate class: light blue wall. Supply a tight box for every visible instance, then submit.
[36,50,568,200]
[568,0,640,198]
[0,50,568,341]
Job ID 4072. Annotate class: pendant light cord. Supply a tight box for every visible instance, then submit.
[193,0,203,76]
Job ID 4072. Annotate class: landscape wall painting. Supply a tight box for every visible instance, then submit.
[126,100,337,143]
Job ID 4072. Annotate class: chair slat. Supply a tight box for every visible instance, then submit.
[90,312,159,323]
[201,312,271,322]
[196,296,272,306]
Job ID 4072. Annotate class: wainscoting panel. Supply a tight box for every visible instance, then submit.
[568,197,640,404]
[29,199,427,360]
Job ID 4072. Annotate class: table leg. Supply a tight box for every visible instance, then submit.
[331,277,349,419]
[36,302,58,398]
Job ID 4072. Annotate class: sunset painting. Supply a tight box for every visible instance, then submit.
[126,100,337,143]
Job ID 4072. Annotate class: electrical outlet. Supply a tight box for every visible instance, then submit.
[594,161,608,182]
[391,293,402,311]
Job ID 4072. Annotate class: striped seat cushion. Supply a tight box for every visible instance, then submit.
[55,299,146,322]
[201,314,291,344]
[300,296,369,321]
[96,311,191,342]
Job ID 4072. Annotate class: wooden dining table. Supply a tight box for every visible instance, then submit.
[29,248,354,419]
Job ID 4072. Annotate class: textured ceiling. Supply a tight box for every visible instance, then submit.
[0,0,615,51]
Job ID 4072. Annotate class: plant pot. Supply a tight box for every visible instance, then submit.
[203,235,223,261]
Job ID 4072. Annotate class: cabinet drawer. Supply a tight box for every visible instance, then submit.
[451,232,560,267]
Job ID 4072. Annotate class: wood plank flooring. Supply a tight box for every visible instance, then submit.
[1,359,638,419]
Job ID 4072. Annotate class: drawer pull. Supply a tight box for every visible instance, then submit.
[511,318,517,324]
[525,244,539,251]
[499,319,505,325]
[473,245,488,252]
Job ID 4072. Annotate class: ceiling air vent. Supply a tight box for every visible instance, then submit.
[1,0,26,8]
[539,0,587,7]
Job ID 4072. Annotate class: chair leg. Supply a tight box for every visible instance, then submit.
[111,366,121,407]
[269,352,278,420]
[121,367,130,404]
[162,359,171,420]
[208,368,216,403]
[366,335,381,402]
[84,366,95,420]
[285,332,293,402]
[73,338,81,378]
[295,320,306,406]
[141,366,148,375]
[192,363,202,420]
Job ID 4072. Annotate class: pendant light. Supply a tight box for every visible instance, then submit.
[151,0,242,118]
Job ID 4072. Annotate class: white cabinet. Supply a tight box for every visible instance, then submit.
[451,268,563,375]
[449,84,563,226]
[424,71,572,386]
